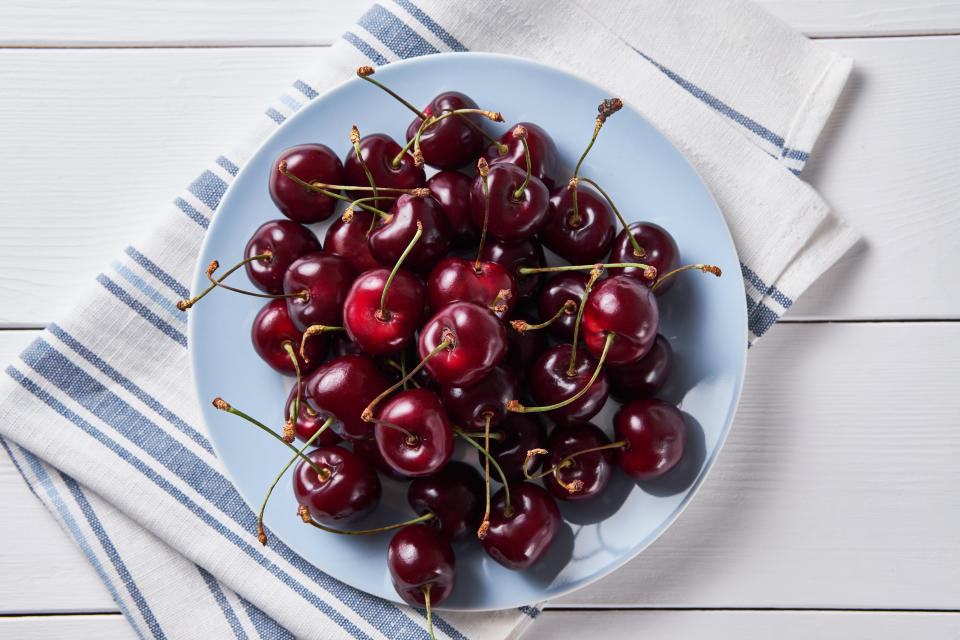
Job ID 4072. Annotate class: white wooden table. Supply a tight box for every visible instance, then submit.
[1,2,959,638]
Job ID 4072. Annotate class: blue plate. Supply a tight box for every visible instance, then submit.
[189,52,747,610]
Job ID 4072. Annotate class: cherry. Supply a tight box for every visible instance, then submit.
[483,121,560,190]
[528,344,609,427]
[537,272,589,341]
[542,185,615,264]
[374,389,454,478]
[303,355,391,442]
[417,301,507,387]
[243,220,321,295]
[282,252,355,333]
[582,275,659,365]
[426,170,477,246]
[342,267,425,355]
[408,461,485,541]
[269,144,344,223]
[329,332,364,358]
[406,91,485,169]
[540,424,615,502]
[352,437,409,481]
[251,300,324,375]
[608,222,680,294]
[285,383,340,448]
[324,211,383,274]
[427,257,516,320]
[607,333,672,400]
[469,161,549,243]
[387,524,456,632]
[613,398,687,480]
[441,365,518,432]
[481,414,546,481]
[505,312,548,379]
[293,445,381,523]
[479,237,546,303]
[481,482,561,570]
[368,194,451,273]
[343,132,425,197]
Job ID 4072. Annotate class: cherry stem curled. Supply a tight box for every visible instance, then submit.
[177,252,272,310]
[361,335,454,422]
[573,176,645,258]
[510,300,576,334]
[523,440,628,494]
[299,325,344,363]
[453,425,512,526]
[298,503,434,535]
[379,221,422,320]
[571,98,622,224]
[651,263,722,291]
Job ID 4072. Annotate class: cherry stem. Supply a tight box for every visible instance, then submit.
[277,161,391,218]
[524,440,628,485]
[489,288,512,314]
[212,398,327,478]
[177,252,271,310]
[512,126,532,201]
[453,426,512,523]
[361,337,454,422]
[518,262,656,279]
[343,196,395,223]
[458,429,504,441]
[510,300,576,334]
[482,413,492,539]
[355,68,426,118]
[312,183,428,194]
[257,415,335,545]
[509,332,615,415]
[281,342,301,443]
[368,416,417,443]
[575,176,645,258]
[203,260,308,302]
[379,221,422,319]
[568,266,603,375]
[474,157,491,271]
[351,125,378,200]
[412,109,504,167]
[650,263,723,292]
[299,325,344,363]
[399,350,409,391]
[391,134,418,169]
[423,583,435,640]
[298,504,434,535]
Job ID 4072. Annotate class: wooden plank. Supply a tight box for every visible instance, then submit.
[761,1,960,37]
[0,615,136,640]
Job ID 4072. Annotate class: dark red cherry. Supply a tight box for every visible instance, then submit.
[324,211,382,274]
[582,275,659,365]
[542,424,615,502]
[408,461,485,541]
[608,222,680,294]
[538,272,589,341]
[529,344,609,427]
[479,237,546,302]
[293,446,381,523]
[303,355,391,442]
[368,195,451,273]
[270,144,344,223]
[387,524,456,606]
[285,384,340,448]
[418,301,507,387]
[469,163,549,243]
[481,482,561,570]
[329,333,364,358]
[542,185,615,264]
[483,121,560,190]
[374,389,454,478]
[505,312,548,379]
[607,333,672,400]
[441,365,518,431]
[244,220,321,294]
[282,252,355,332]
[251,300,324,375]
[342,268,425,355]
[343,133,425,197]
[481,414,546,482]
[352,437,409,481]
[427,256,516,320]
[613,398,687,479]
[426,170,477,246]
[406,91,484,170]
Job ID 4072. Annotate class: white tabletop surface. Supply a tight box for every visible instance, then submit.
[1,1,959,638]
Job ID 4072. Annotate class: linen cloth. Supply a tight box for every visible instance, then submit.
[0,1,857,638]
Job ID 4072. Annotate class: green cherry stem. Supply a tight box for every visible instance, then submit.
[380,221,422,320]
[453,425,513,530]
[517,261,657,280]
[568,266,603,375]
[361,335,455,423]
[510,300,576,334]
[423,584,436,640]
[650,263,723,292]
[298,504,434,534]
[177,252,271,310]
[574,176,645,258]
[411,109,504,167]
[351,125,378,200]
[298,325,344,362]
[523,440,628,494]
[356,66,426,118]
[474,157,491,270]
[202,259,308,302]
[281,342,302,443]
[511,125,532,201]
[277,161,391,219]
[570,98,622,225]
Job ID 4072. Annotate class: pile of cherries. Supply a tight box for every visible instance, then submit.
[183,67,720,635]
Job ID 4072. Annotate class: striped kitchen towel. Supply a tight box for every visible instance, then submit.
[0,1,856,638]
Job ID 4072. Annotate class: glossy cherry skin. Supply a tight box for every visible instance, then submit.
[270,144,344,223]
[607,333,672,400]
[505,312,548,380]
[481,482,561,570]
[481,414,546,482]
[406,91,484,170]
[342,268,425,355]
[537,271,589,341]
[285,384,341,448]
[303,355,391,442]
[251,300,324,375]
[324,211,382,274]
[614,398,687,480]
[530,344,609,427]
[469,163,549,243]
[479,237,547,303]
[442,365,518,431]
[352,437,409,481]
[244,220,321,294]
[608,222,680,294]
[374,389,454,478]
[343,133,425,198]
[387,524,456,606]
[427,257,516,320]
[426,170,477,246]
[418,301,508,387]
[293,446,381,523]
[542,185,615,264]
[483,121,561,190]
[408,461,485,541]
[543,424,615,502]
[329,332,364,358]
[582,275,660,365]
[368,195,451,273]
[282,252,355,332]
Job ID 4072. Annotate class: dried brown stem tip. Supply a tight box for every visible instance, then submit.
[282,420,296,444]
[566,479,585,494]
[477,520,490,540]
[298,504,312,523]
[643,266,657,280]
[350,125,361,144]
[413,149,424,167]
[483,111,504,122]
[176,300,191,311]
[206,260,219,277]
[511,125,527,140]
[597,97,623,123]
[257,524,268,546]
[212,398,231,411]
[411,187,431,197]
[506,399,522,412]
[527,448,548,457]
[477,156,489,178]
[703,265,722,276]
[510,319,528,334]
[356,66,375,77]
[567,177,579,192]
[341,208,355,224]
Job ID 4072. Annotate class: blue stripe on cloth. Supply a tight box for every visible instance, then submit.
[392,0,467,51]
[343,31,389,65]
[216,155,240,177]
[174,197,210,229]
[789,167,801,175]
[265,107,286,125]
[748,300,779,338]
[241,598,295,640]
[782,148,810,161]
[46,323,214,454]
[359,4,439,59]
[279,94,302,112]
[96,274,188,348]
[740,263,793,309]
[62,472,167,640]
[9,351,434,639]
[293,79,318,100]
[519,605,541,619]
[2,441,147,640]
[198,566,249,640]
[187,170,229,212]
[124,247,191,299]
[110,261,187,324]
